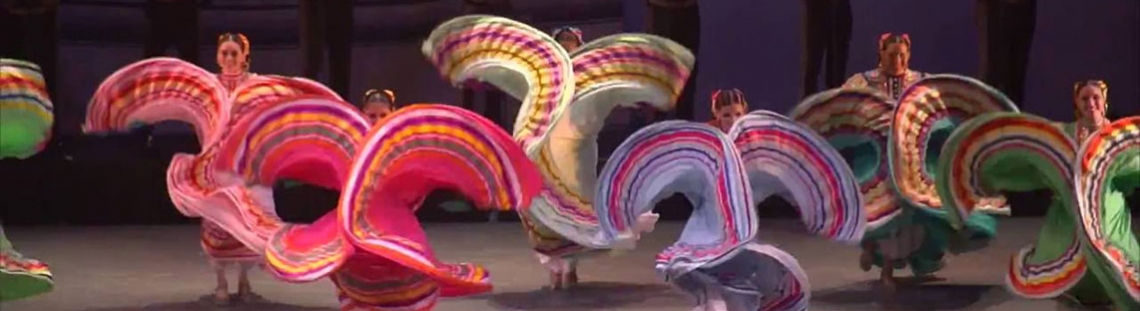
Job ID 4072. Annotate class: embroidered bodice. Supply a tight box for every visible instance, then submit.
[842,69,928,100]
[1062,121,1105,146]
[217,72,252,92]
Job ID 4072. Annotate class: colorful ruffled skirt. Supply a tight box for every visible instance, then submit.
[0,225,53,302]
[201,220,260,265]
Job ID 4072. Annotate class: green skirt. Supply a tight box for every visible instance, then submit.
[0,225,53,302]
[864,205,997,276]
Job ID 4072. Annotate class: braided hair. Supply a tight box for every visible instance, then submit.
[878,33,911,51]
[710,88,747,114]
[363,89,397,107]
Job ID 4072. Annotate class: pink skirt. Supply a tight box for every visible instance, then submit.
[200,220,260,265]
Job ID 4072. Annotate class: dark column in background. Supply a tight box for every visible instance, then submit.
[299,0,354,100]
[460,0,515,131]
[646,0,699,121]
[0,0,60,102]
[141,0,207,159]
[143,0,201,66]
[976,0,1037,108]
[800,0,852,98]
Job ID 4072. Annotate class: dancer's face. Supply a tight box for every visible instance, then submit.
[713,103,746,132]
[1075,85,1108,126]
[217,41,246,74]
[556,33,581,51]
[879,43,909,75]
[364,101,394,123]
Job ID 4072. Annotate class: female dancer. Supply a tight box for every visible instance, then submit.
[1066,80,1130,308]
[0,58,54,302]
[423,15,693,290]
[706,88,747,133]
[250,103,543,311]
[87,37,344,306]
[201,32,259,304]
[594,112,866,311]
[842,33,928,100]
[1072,102,1140,310]
[932,79,1136,309]
[361,88,396,122]
[795,74,1018,292]
[552,26,584,52]
[1067,80,1111,142]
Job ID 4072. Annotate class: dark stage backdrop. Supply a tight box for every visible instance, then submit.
[0,0,1136,225]
[623,0,1140,122]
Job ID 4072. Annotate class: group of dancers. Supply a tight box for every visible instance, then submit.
[2,14,1138,311]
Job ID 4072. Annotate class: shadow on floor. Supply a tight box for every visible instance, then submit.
[487,281,686,310]
[81,295,336,311]
[812,278,1011,310]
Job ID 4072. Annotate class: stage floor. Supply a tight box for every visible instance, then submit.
[0,219,1113,311]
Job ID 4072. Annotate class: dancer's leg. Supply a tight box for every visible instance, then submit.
[548,270,563,290]
[236,262,261,302]
[879,255,896,292]
[564,259,579,287]
[213,263,230,304]
[537,252,568,290]
[859,241,875,271]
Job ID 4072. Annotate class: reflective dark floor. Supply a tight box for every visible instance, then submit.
[1,219,1118,311]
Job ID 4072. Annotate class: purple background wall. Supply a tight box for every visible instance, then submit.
[51,0,1138,137]
[623,0,1140,122]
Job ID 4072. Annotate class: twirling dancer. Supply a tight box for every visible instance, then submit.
[706,88,747,133]
[886,74,1019,281]
[934,112,1102,306]
[842,33,927,100]
[729,110,865,251]
[250,104,542,311]
[0,58,54,302]
[596,120,765,311]
[792,74,1017,290]
[934,80,1137,309]
[792,89,911,289]
[725,111,865,311]
[593,116,865,311]
[199,32,263,304]
[422,15,695,289]
[89,53,543,310]
[85,38,341,304]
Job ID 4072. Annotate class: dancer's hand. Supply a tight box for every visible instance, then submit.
[635,212,660,235]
